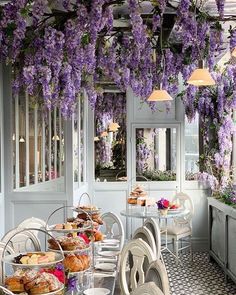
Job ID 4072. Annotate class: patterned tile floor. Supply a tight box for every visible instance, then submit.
[114,252,236,294]
[163,252,236,295]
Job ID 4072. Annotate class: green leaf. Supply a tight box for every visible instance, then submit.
[4,22,17,37]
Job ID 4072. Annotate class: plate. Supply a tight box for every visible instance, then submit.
[168,208,183,214]
[95,263,116,271]
[84,288,110,295]
[2,252,64,267]
[48,245,91,254]
[97,251,120,257]
[74,207,101,214]
[46,224,92,232]
[102,239,120,244]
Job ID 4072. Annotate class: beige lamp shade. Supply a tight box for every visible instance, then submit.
[52,135,60,141]
[187,68,215,86]
[109,122,120,132]
[94,136,100,141]
[19,136,25,143]
[232,47,236,57]
[147,89,173,101]
[100,131,108,137]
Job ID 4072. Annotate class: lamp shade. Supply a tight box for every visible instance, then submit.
[52,135,60,141]
[94,136,100,141]
[187,68,215,86]
[100,131,108,137]
[19,136,25,143]
[147,89,173,101]
[109,122,120,132]
[232,47,236,57]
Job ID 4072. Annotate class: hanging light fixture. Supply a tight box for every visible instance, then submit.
[94,136,100,141]
[147,85,173,101]
[52,135,60,141]
[232,47,236,57]
[187,60,215,86]
[187,2,215,86]
[100,131,108,137]
[108,122,120,132]
[19,136,25,143]
[147,15,172,102]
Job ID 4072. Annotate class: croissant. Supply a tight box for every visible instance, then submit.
[63,254,84,272]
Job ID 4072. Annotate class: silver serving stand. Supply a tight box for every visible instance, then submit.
[1,228,65,295]
[45,197,97,294]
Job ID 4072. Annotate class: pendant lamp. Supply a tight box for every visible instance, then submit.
[147,15,172,102]
[100,131,108,137]
[108,122,120,132]
[147,84,173,101]
[19,136,25,143]
[187,60,215,86]
[232,47,236,57]
[187,1,215,86]
[94,136,100,141]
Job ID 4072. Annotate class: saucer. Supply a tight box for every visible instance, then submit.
[84,288,110,295]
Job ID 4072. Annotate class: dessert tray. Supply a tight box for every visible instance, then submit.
[2,252,64,267]
[46,222,92,232]
[73,206,101,214]
[167,207,184,214]
[48,245,91,254]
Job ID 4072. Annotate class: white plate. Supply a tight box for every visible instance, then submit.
[97,251,120,257]
[102,239,120,244]
[84,288,110,295]
[95,262,116,271]
[48,245,91,254]
[168,208,183,214]
[2,252,64,267]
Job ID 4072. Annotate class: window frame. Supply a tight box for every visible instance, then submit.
[131,123,181,189]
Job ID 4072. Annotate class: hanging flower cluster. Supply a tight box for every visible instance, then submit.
[181,66,236,192]
[0,0,236,190]
[0,0,231,117]
[94,92,126,168]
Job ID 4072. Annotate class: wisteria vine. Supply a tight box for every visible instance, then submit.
[0,0,236,191]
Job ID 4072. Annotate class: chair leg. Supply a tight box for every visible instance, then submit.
[175,239,178,262]
[190,235,193,262]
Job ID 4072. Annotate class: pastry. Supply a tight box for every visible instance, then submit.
[25,277,50,294]
[94,231,104,241]
[41,273,61,291]
[137,197,146,206]
[5,277,24,292]
[55,224,64,230]
[63,254,83,272]
[128,197,137,205]
[21,269,39,284]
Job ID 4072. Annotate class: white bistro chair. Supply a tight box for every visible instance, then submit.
[101,212,125,250]
[145,260,170,295]
[131,282,164,295]
[1,228,41,253]
[166,192,194,259]
[133,226,157,258]
[119,238,155,295]
[0,242,15,284]
[17,217,46,230]
[143,218,161,260]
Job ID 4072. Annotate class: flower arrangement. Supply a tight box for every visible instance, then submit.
[217,187,236,208]
[157,198,170,210]
[41,263,65,284]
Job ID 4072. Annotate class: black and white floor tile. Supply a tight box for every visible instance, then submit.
[163,252,236,295]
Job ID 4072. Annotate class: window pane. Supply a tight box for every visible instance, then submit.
[185,114,199,180]
[80,95,84,183]
[94,93,126,182]
[136,128,177,181]
[13,91,65,190]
